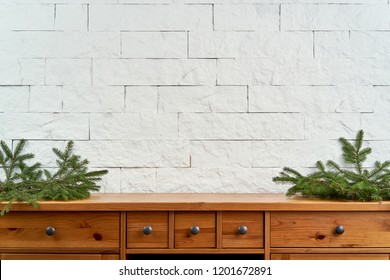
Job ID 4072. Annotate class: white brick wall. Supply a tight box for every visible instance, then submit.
[1,1,389,194]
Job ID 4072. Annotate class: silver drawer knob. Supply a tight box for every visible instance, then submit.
[45,226,56,236]
[237,225,248,235]
[143,226,153,235]
[190,225,200,235]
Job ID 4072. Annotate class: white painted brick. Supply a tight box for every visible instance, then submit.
[0,59,45,85]
[119,0,172,3]
[0,31,119,58]
[218,58,390,86]
[350,32,390,58]
[316,31,390,58]
[90,5,212,31]
[362,113,390,140]
[0,113,89,140]
[157,168,286,193]
[46,59,91,86]
[63,86,124,112]
[367,141,390,167]
[0,86,29,112]
[191,141,252,168]
[93,59,216,86]
[158,86,247,113]
[304,113,362,140]
[0,1,117,3]
[121,32,187,59]
[125,86,158,113]
[0,4,54,30]
[55,4,87,31]
[252,140,342,168]
[179,113,304,140]
[23,140,66,167]
[184,0,386,2]
[75,140,189,167]
[214,4,279,31]
[120,168,157,193]
[189,31,312,58]
[92,168,120,193]
[90,113,178,140]
[315,31,350,58]
[373,86,390,113]
[249,86,374,113]
[29,86,63,112]
[282,4,390,31]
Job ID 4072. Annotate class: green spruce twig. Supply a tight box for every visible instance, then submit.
[0,140,108,215]
[273,130,390,201]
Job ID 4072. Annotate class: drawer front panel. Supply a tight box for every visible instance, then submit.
[271,212,390,248]
[0,254,120,260]
[175,212,216,248]
[222,212,264,248]
[127,212,168,248]
[0,212,119,249]
[271,254,390,260]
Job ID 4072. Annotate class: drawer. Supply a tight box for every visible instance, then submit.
[271,254,390,260]
[175,212,216,248]
[222,212,264,248]
[0,254,119,260]
[127,212,168,248]
[0,212,119,250]
[271,212,390,248]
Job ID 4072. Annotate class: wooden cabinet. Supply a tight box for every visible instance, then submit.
[1,193,390,260]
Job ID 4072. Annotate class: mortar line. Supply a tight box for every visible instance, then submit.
[87,4,90,31]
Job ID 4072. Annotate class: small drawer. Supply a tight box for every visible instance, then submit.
[271,212,390,248]
[127,212,168,248]
[175,212,216,248]
[222,212,264,248]
[0,212,119,250]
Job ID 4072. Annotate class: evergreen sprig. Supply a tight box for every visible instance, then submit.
[0,140,108,215]
[273,130,390,201]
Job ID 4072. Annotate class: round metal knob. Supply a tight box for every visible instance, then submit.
[190,225,200,235]
[45,226,56,236]
[237,225,248,235]
[143,225,153,235]
[335,225,344,235]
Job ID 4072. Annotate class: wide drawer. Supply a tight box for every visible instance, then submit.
[222,212,264,248]
[271,212,390,248]
[0,212,120,250]
[271,254,390,260]
[175,212,216,248]
[127,212,168,248]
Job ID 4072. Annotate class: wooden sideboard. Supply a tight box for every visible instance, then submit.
[1,193,390,260]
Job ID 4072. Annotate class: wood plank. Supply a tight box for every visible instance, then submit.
[3,193,390,212]
[126,248,265,254]
[264,212,271,260]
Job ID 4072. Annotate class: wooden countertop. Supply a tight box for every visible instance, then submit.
[3,193,390,212]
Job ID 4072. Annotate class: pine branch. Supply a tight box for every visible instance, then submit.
[0,140,107,215]
[273,130,390,202]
